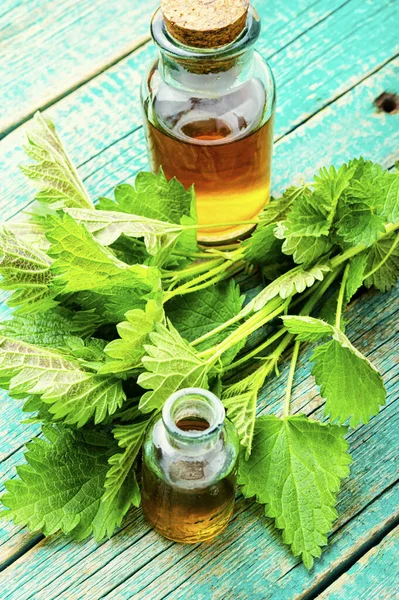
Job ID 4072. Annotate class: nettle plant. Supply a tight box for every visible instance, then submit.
[1,113,398,568]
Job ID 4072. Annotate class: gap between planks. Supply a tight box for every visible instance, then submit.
[0,34,150,141]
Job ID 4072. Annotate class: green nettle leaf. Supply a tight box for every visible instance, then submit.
[100,300,164,374]
[283,316,386,426]
[282,315,333,341]
[243,222,285,266]
[138,321,210,413]
[279,228,333,265]
[97,169,198,257]
[0,228,57,313]
[102,419,150,510]
[239,415,351,569]
[378,172,399,223]
[344,253,368,304]
[0,425,125,541]
[0,337,126,426]
[7,221,51,253]
[243,264,331,315]
[0,307,101,347]
[47,214,159,294]
[313,164,355,217]
[222,368,267,457]
[284,192,330,238]
[66,208,189,263]
[20,112,93,209]
[364,233,399,292]
[311,339,386,426]
[260,186,311,226]
[336,171,389,247]
[166,281,245,365]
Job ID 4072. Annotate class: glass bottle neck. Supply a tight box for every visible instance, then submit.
[162,388,225,451]
[158,48,256,95]
[151,6,261,96]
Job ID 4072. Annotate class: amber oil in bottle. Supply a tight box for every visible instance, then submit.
[141,388,239,543]
[141,3,276,243]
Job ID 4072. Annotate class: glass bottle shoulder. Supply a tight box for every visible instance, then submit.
[143,417,239,490]
[141,52,275,146]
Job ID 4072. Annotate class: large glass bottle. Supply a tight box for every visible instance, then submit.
[141,2,276,244]
[141,388,239,543]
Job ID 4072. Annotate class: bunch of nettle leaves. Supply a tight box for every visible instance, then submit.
[0,114,398,569]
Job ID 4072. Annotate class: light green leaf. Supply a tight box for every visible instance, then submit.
[100,300,164,374]
[47,214,159,294]
[313,164,355,218]
[284,193,330,238]
[138,321,210,413]
[282,315,333,341]
[7,221,51,253]
[311,339,386,426]
[166,281,245,365]
[378,172,399,223]
[243,264,331,315]
[0,337,126,426]
[21,112,93,209]
[345,253,368,304]
[260,186,311,226]
[239,415,351,569]
[0,425,125,541]
[0,308,101,348]
[102,419,150,510]
[97,170,197,256]
[66,208,187,261]
[0,228,57,314]
[222,367,269,457]
[280,229,333,265]
[364,233,399,292]
[243,222,285,266]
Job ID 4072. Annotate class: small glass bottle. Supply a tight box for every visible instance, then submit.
[141,388,239,543]
[141,1,276,244]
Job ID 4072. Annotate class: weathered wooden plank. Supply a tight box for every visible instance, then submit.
[319,526,399,600]
[0,282,397,599]
[1,0,398,220]
[0,0,159,135]
[1,0,353,137]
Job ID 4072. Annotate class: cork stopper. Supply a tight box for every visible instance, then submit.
[160,0,250,49]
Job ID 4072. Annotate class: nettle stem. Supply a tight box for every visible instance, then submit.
[199,297,290,363]
[335,263,350,329]
[283,341,300,418]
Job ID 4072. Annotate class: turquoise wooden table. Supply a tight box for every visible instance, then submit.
[0,0,398,598]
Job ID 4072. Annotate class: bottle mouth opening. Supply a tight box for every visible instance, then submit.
[151,6,261,62]
[162,388,225,441]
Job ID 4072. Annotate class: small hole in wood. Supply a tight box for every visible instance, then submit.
[374,92,399,114]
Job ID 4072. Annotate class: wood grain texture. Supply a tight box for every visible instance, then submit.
[0,282,397,598]
[2,0,398,221]
[319,526,399,600]
[0,0,158,135]
[1,0,399,595]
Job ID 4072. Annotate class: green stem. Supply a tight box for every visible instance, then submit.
[163,257,224,282]
[363,230,399,280]
[283,341,300,418]
[202,297,290,364]
[165,263,244,302]
[335,263,350,329]
[224,327,286,372]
